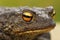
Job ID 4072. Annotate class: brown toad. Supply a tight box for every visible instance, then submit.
[0,6,56,40]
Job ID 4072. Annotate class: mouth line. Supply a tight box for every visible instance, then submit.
[18,26,55,35]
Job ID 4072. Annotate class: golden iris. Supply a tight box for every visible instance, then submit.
[22,12,33,22]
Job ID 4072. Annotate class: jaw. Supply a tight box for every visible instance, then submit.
[18,26,55,35]
[10,26,55,40]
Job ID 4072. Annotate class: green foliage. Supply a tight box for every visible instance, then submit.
[0,0,59,22]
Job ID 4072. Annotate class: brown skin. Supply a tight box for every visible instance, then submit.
[0,6,56,40]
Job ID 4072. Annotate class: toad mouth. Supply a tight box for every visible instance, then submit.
[17,26,55,35]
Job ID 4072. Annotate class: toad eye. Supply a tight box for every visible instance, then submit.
[22,12,33,22]
[51,10,56,18]
[50,10,56,18]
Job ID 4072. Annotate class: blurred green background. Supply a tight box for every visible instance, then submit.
[0,0,59,22]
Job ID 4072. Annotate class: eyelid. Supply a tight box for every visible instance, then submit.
[23,12,33,16]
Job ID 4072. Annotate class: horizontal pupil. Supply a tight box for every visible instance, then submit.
[53,14,55,16]
[23,15,32,18]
